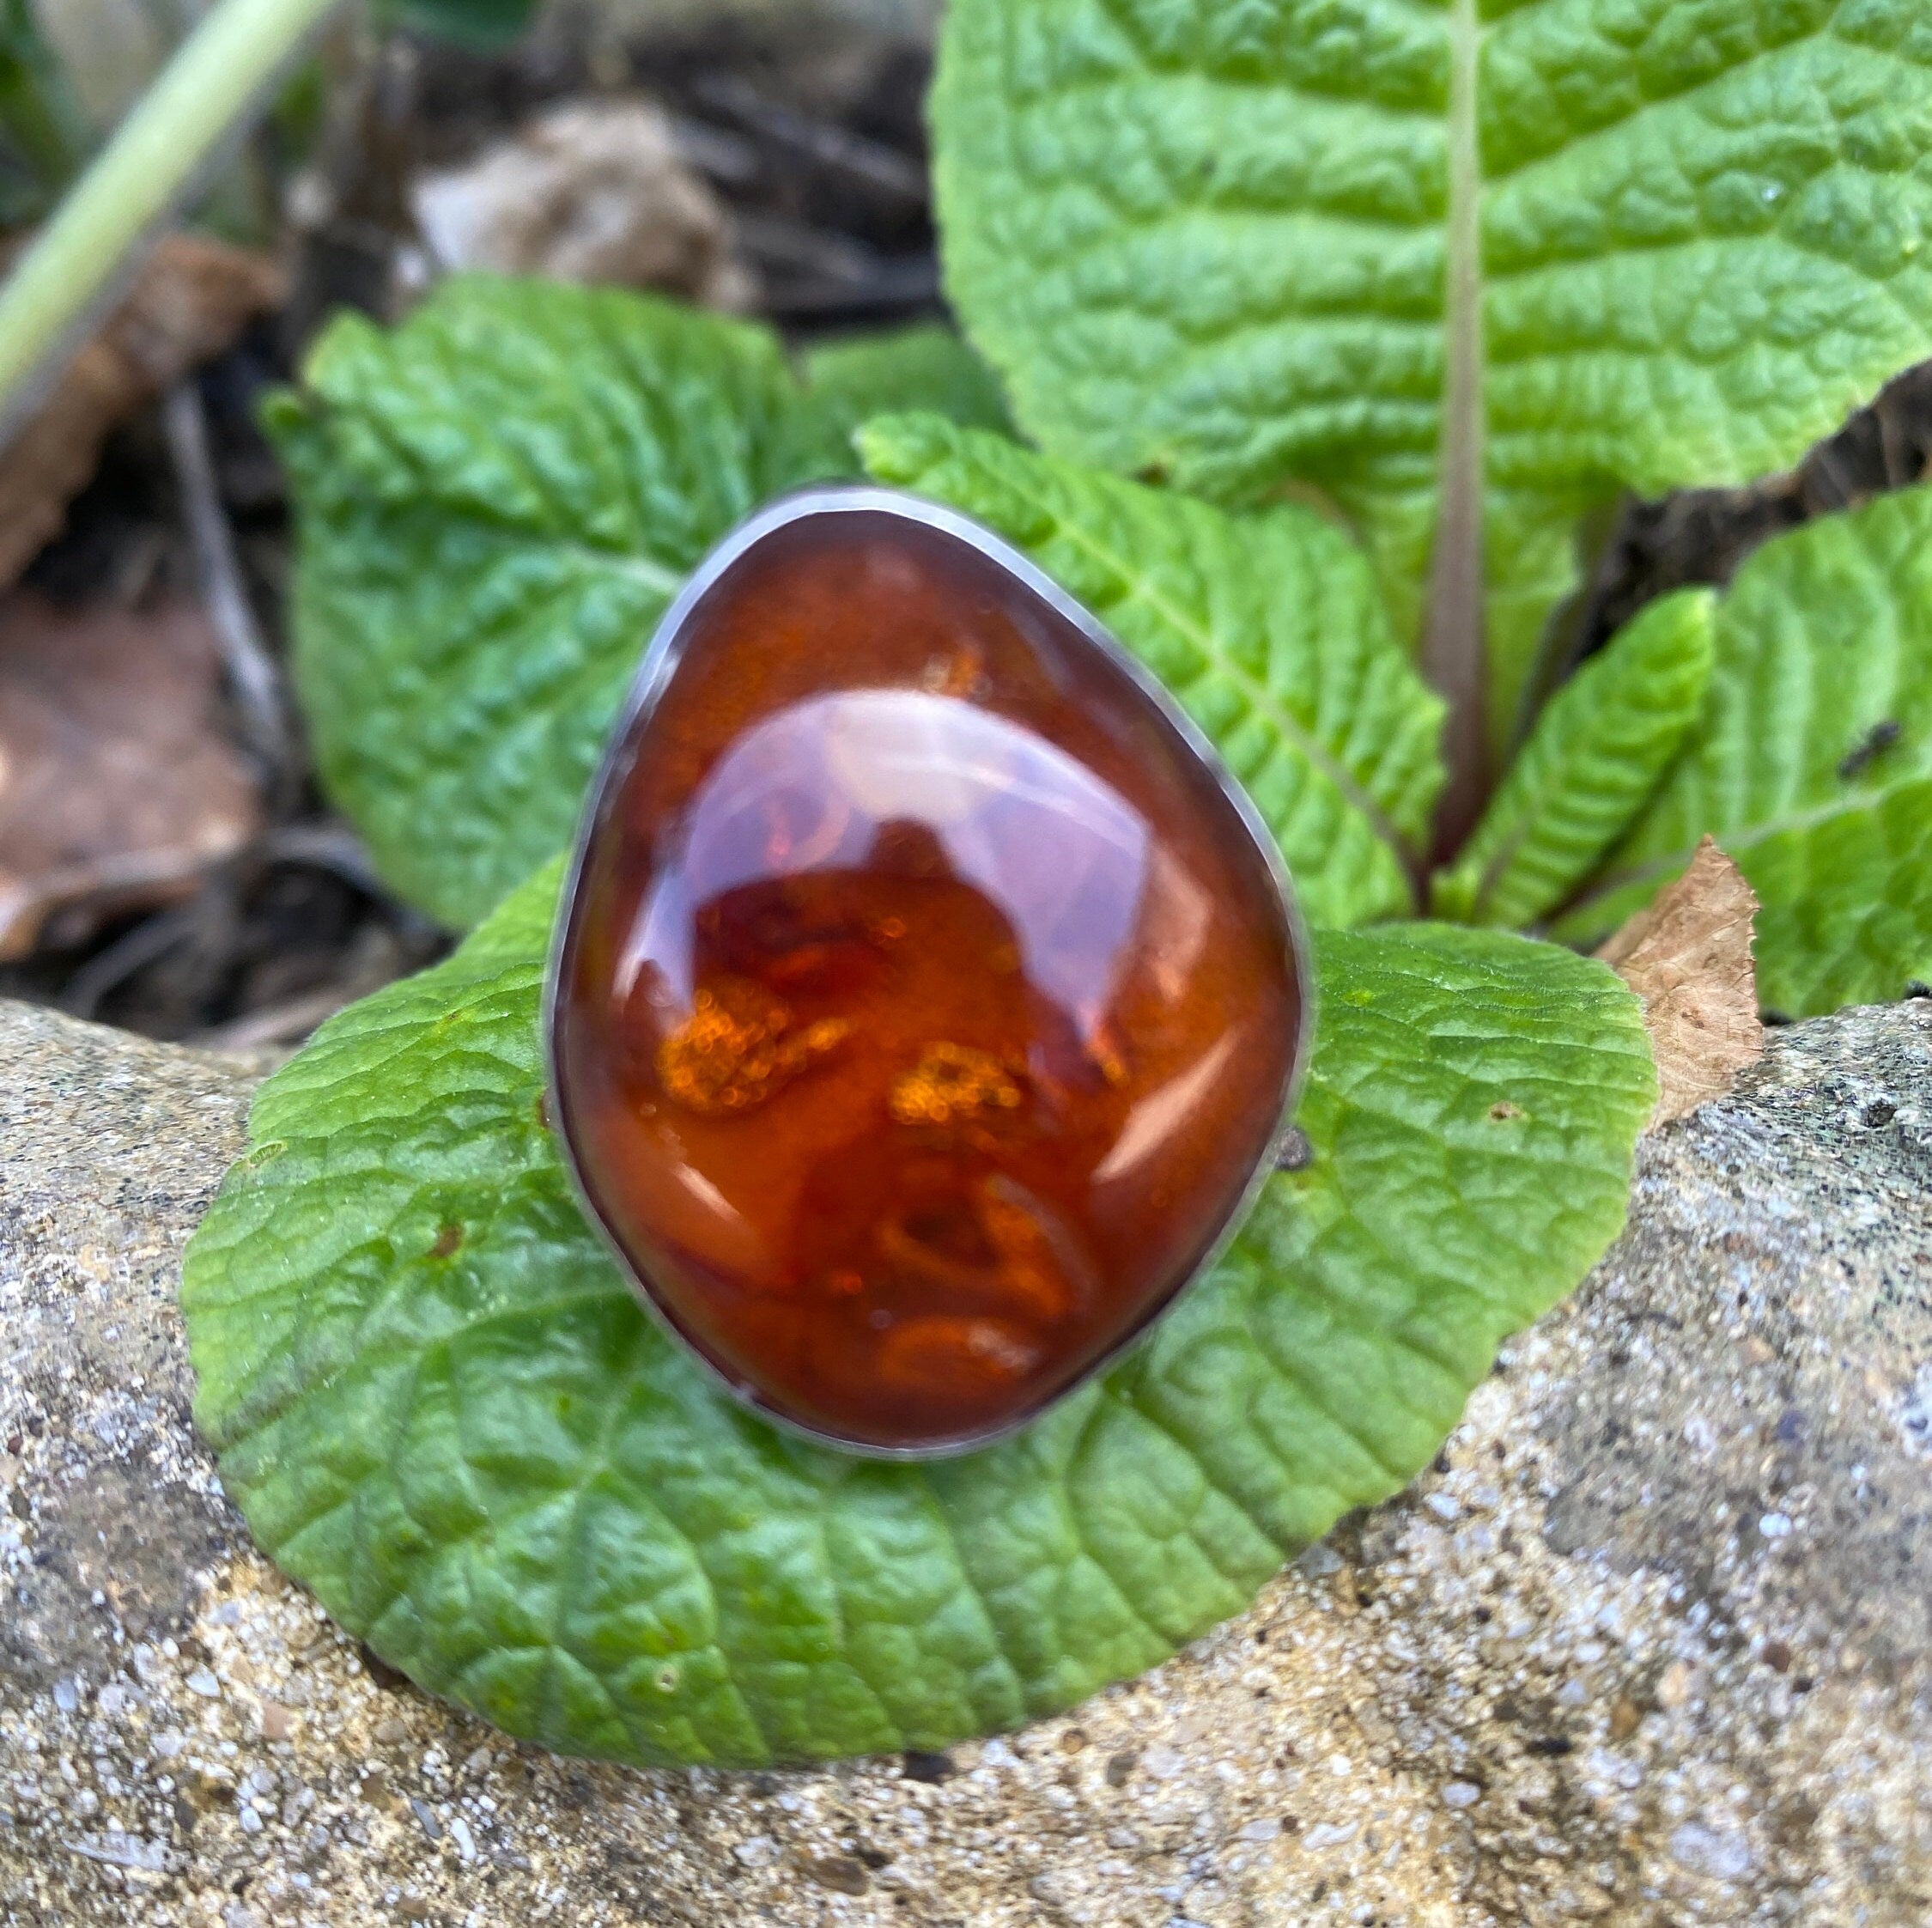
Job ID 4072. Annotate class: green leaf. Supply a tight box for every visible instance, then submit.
[803,324,1014,445]
[1432,589,1714,928]
[860,413,1444,928]
[933,0,1932,751]
[1554,484,1932,1013]
[267,292,1057,933]
[181,861,1652,1769]
[264,277,859,931]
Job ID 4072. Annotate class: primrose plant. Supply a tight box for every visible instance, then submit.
[174,0,1932,1769]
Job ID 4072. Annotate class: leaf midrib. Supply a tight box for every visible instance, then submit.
[1418,0,1485,847]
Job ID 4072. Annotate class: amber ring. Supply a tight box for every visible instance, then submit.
[544,487,1314,1458]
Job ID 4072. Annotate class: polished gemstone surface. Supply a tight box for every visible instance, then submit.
[550,501,1306,1451]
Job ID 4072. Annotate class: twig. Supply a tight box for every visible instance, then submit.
[665,115,759,188]
[191,981,349,1051]
[163,380,294,798]
[760,261,940,317]
[1876,392,1911,493]
[58,903,203,1019]
[1802,438,1857,514]
[693,74,928,204]
[732,211,884,283]
[255,820,386,897]
[730,214,939,314]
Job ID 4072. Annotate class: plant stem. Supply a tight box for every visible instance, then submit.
[0,0,341,443]
[1421,0,1486,861]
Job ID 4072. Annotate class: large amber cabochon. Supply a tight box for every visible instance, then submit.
[552,502,1305,1452]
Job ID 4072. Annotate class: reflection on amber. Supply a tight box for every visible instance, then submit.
[551,508,1304,1451]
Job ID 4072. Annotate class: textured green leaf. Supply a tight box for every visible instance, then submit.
[933,0,1932,749]
[265,293,1027,934]
[264,277,850,931]
[181,862,1651,1769]
[861,413,1444,928]
[803,325,1014,445]
[1432,589,1714,928]
[1555,484,1932,1013]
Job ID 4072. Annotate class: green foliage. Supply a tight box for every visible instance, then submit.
[932,0,1932,748]
[804,325,1014,446]
[1432,591,1715,929]
[263,283,1003,930]
[1556,482,1932,1011]
[860,412,1443,928]
[206,0,1932,1769]
[182,866,1652,1768]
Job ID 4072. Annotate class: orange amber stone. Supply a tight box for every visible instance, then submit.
[550,494,1308,1453]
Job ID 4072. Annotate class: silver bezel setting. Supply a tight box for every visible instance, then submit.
[543,484,1316,1460]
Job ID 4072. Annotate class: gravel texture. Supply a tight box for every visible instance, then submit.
[0,995,1927,1925]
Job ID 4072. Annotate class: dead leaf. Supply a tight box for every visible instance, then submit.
[0,593,264,958]
[410,99,756,311]
[1598,836,1765,1128]
[0,233,286,590]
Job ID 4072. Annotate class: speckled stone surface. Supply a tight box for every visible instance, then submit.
[0,996,1927,1927]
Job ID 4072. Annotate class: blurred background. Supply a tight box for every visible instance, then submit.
[6,0,1932,1055]
[0,0,945,1049]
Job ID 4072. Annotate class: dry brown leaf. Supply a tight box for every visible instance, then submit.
[0,233,286,590]
[0,592,264,958]
[409,99,756,311]
[1598,836,1765,1128]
